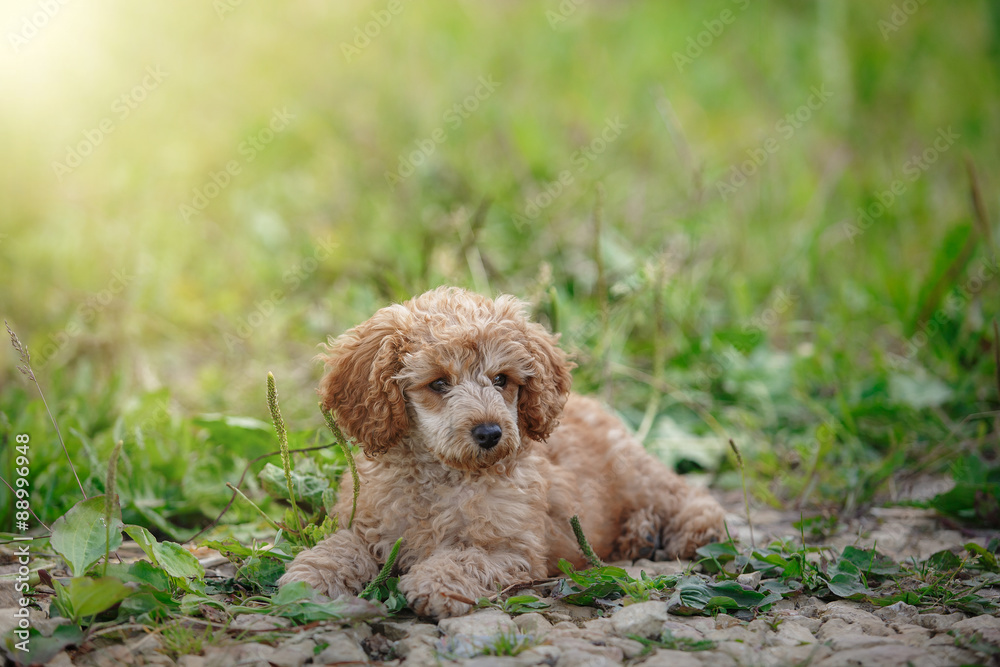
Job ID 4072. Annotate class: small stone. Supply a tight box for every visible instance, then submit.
[638,649,707,667]
[543,600,601,623]
[950,613,1000,634]
[230,613,292,631]
[314,632,368,664]
[916,612,966,632]
[553,641,623,666]
[773,621,816,646]
[737,571,762,588]
[874,601,918,624]
[714,613,742,629]
[827,634,903,652]
[374,619,437,641]
[666,615,715,634]
[609,600,668,639]
[820,601,891,636]
[812,644,928,667]
[604,636,646,659]
[816,617,852,642]
[235,642,279,665]
[891,622,931,646]
[581,617,613,635]
[267,639,314,667]
[514,612,554,635]
[784,615,821,634]
[438,608,517,637]
[764,644,832,667]
[516,645,561,665]
[662,620,705,642]
[48,654,75,667]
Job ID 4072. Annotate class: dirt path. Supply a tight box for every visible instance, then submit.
[23,492,1000,667]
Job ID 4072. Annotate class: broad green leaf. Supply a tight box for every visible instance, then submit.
[705,581,769,608]
[124,524,158,562]
[706,595,740,610]
[116,590,179,623]
[155,542,205,580]
[265,583,384,623]
[53,576,131,622]
[2,625,83,666]
[102,560,170,591]
[50,495,124,577]
[123,524,205,581]
[826,573,870,599]
[200,538,255,560]
[840,546,901,577]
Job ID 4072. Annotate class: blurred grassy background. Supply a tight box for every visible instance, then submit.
[1,1,998,533]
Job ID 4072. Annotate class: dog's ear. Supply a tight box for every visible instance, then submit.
[517,321,574,441]
[318,306,409,457]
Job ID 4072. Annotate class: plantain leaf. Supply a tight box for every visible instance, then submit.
[50,495,123,577]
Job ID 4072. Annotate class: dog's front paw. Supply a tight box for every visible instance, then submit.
[397,573,476,619]
[278,566,351,599]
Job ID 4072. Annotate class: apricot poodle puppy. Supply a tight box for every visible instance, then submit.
[279,287,724,618]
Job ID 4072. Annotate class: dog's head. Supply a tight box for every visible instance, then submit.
[318,287,573,470]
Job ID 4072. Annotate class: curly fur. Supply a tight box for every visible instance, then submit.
[280,286,725,618]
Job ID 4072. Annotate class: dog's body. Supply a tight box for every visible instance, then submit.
[280,287,724,618]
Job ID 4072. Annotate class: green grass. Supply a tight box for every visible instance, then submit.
[0,0,998,554]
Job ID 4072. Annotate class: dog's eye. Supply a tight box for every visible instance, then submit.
[429,378,449,393]
[492,373,507,389]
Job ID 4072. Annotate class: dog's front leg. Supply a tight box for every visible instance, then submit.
[279,530,380,599]
[398,547,533,619]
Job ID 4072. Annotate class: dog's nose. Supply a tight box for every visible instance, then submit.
[471,422,502,449]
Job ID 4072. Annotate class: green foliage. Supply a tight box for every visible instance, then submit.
[52,576,131,625]
[161,623,215,659]
[630,630,717,654]
[49,495,123,577]
[438,629,543,660]
[361,537,403,600]
[362,577,409,615]
[929,455,1000,526]
[554,559,679,606]
[124,524,206,593]
[478,594,551,615]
